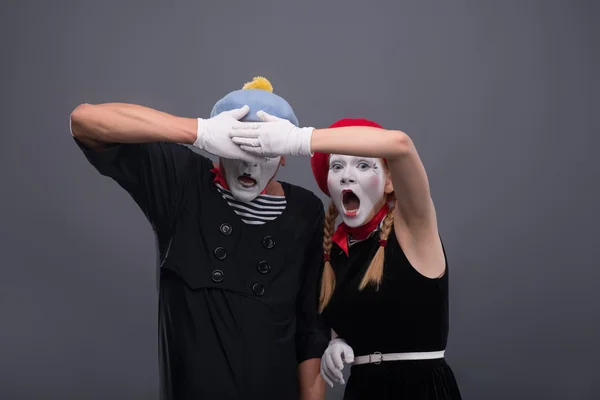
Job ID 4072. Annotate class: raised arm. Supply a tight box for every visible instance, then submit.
[70,103,197,150]
[229,113,445,278]
[310,126,445,278]
[70,102,265,164]
[229,116,434,231]
[309,126,435,226]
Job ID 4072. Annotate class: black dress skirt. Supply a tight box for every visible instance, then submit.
[321,230,462,399]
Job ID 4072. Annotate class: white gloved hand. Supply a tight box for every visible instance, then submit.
[194,105,267,164]
[228,110,314,158]
[320,338,355,387]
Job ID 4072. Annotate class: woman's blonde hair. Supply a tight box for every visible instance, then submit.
[318,200,396,313]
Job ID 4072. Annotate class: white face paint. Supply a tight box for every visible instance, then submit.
[327,155,386,227]
[220,157,281,202]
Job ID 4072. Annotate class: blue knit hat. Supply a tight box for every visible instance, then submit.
[210,77,299,126]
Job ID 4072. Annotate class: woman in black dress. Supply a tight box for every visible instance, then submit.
[229,116,462,399]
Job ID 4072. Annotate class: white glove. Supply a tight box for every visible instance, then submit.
[320,338,355,387]
[228,110,314,158]
[194,105,267,164]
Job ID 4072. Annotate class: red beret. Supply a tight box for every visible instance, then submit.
[310,118,384,197]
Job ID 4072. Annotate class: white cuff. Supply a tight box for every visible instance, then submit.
[194,117,206,148]
[297,127,315,157]
[329,337,346,346]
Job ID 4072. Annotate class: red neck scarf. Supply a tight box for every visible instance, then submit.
[210,167,268,194]
[332,203,390,256]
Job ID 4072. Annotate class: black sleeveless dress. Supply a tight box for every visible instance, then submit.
[321,227,462,399]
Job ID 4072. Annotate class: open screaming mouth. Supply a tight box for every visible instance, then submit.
[342,190,360,216]
[238,176,257,188]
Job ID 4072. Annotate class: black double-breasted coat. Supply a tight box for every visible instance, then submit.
[75,139,329,400]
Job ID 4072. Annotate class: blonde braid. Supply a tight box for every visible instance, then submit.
[318,201,339,313]
[358,203,396,291]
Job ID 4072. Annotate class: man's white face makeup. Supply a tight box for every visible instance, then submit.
[327,155,386,227]
[220,157,281,202]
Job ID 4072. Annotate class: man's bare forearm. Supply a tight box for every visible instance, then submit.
[298,358,326,400]
[70,102,197,149]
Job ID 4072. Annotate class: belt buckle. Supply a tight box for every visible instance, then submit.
[369,351,383,365]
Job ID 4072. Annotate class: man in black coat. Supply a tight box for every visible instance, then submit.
[70,77,329,400]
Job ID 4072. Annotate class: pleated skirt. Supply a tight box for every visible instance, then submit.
[343,358,462,399]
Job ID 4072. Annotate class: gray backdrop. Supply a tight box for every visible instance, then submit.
[2,0,599,399]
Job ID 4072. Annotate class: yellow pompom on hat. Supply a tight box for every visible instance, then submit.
[210,76,299,126]
[242,76,273,92]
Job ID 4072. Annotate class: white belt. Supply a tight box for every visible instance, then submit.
[352,350,445,365]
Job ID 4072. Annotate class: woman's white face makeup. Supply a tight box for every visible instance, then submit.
[220,157,281,202]
[327,155,386,227]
